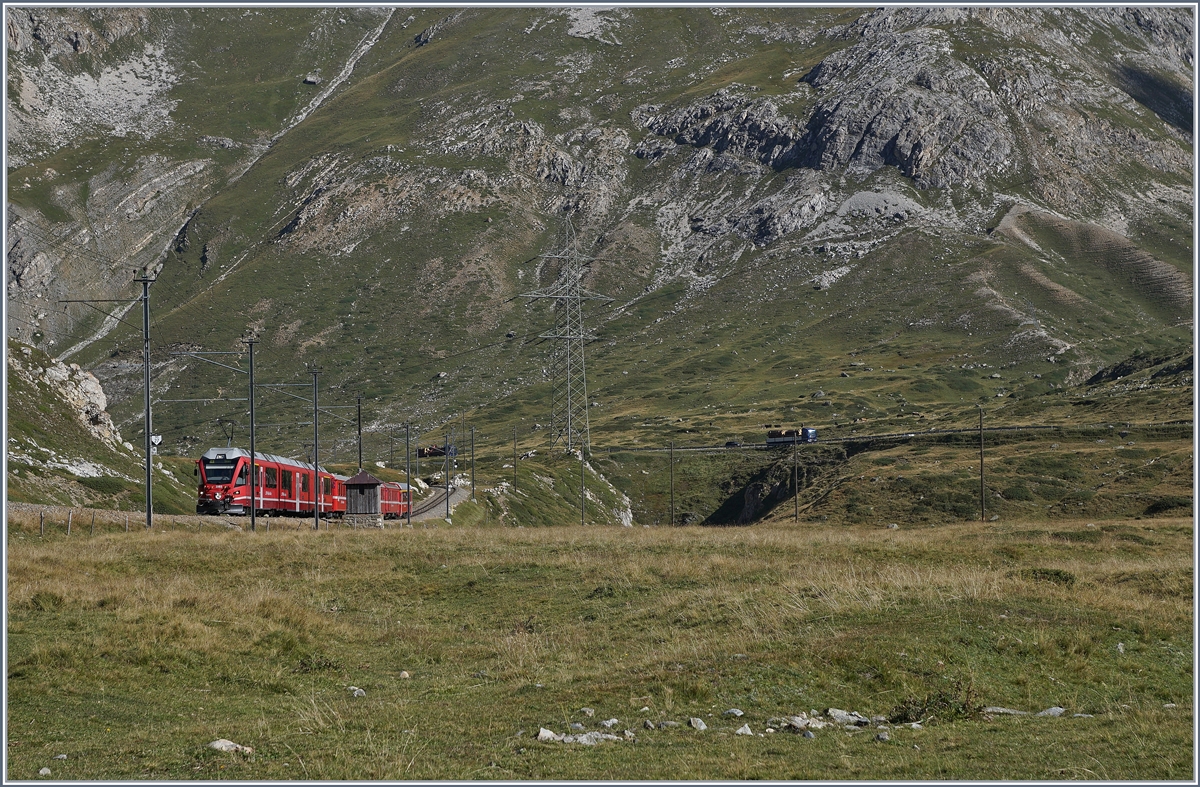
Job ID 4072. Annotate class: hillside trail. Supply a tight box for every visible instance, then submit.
[54,9,396,364]
[269,8,396,147]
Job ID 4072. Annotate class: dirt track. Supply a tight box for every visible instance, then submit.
[6,489,473,536]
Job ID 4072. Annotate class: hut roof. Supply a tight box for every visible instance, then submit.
[345,470,383,487]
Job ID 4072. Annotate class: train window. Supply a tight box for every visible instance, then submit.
[265,467,278,488]
[323,477,332,496]
[202,459,236,483]
[237,465,248,486]
[281,470,292,493]
[300,474,310,493]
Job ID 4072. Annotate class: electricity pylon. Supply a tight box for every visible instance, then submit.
[519,215,612,455]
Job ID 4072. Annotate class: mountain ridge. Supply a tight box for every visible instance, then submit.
[5,7,1193,501]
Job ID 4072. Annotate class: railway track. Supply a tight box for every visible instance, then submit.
[598,421,1192,454]
[409,487,452,517]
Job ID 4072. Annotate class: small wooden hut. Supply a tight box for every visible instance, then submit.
[345,470,383,527]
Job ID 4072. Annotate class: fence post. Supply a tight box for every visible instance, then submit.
[91,512,96,537]
[125,514,129,532]
[67,510,73,535]
[40,511,44,537]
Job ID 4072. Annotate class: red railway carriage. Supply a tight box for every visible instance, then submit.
[378,481,411,519]
[196,447,370,517]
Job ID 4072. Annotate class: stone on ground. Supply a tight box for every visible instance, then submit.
[208,739,253,754]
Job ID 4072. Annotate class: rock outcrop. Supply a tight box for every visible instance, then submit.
[8,344,124,448]
[634,87,806,171]
[799,27,1015,189]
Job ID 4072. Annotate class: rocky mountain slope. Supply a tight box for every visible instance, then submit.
[6,7,1193,512]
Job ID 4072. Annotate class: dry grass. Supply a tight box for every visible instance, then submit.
[5,512,1193,780]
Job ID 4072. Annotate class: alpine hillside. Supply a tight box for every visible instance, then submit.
[5,6,1194,523]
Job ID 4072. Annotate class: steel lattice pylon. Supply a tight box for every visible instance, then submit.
[519,216,612,454]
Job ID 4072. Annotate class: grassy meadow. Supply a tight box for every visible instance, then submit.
[6,508,1192,780]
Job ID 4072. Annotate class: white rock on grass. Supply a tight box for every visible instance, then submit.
[538,727,623,746]
[52,755,66,760]
[983,706,1029,715]
[578,732,621,745]
[689,717,707,731]
[735,724,753,736]
[38,768,51,776]
[781,713,816,730]
[581,707,595,717]
[349,686,366,697]
[600,718,619,728]
[723,708,744,717]
[1036,706,1066,717]
[208,739,254,754]
[826,708,870,726]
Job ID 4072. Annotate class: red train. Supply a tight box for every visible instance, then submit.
[195,447,410,518]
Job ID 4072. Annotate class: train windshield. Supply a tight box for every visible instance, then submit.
[202,459,238,484]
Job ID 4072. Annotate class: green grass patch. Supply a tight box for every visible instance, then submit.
[5,515,1192,780]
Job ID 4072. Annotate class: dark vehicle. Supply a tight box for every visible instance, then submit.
[766,427,818,445]
[724,440,742,448]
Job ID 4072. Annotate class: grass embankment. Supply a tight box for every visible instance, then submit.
[6,515,1192,780]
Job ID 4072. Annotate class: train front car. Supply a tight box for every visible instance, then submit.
[196,448,251,515]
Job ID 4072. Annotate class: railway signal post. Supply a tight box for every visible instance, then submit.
[669,441,675,527]
[979,406,985,522]
[135,269,156,531]
[793,432,799,522]
[445,430,452,519]
[405,423,412,527]
[244,337,257,533]
[311,366,321,531]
